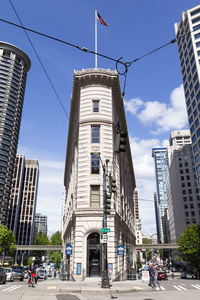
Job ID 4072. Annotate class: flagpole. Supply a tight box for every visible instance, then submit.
[95,8,97,68]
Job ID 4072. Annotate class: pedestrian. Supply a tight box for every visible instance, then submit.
[148,264,155,288]
[149,264,160,290]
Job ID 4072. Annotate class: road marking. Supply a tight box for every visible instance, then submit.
[191,284,200,290]
[173,285,182,291]
[178,285,187,290]
[160,286,166,290]
[133,286,144,290]
[47,286,56,290]
[2,285,22,292]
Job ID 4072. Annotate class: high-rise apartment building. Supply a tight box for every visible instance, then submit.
[152,148,168,243]
[35,213,47,236]
[175,5,200,184]
[8,155,39,246]
[63,68,136,281]
[0,42,31,225]
[133,190,142,245]
[166,130,200,241]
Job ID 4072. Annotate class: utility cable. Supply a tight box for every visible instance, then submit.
[8,0,69,119]
[0,16,193,97]
[8,0,88,156]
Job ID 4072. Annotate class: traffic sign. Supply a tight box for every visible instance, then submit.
[100,228,110,233]
[117,245,125,256]
[65,244,73,255]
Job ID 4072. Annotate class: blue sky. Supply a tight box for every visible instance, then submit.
[1,0,199,235]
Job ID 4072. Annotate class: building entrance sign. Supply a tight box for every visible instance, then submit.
[65,244,73,255]
[117,245,125,256]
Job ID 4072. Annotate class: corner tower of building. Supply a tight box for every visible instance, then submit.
[63,68,136,281]
[0,42,31,225]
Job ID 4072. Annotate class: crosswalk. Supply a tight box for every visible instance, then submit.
[0,284,22,292]
[159,283,200,291]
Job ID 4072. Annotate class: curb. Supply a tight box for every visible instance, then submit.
[59,287,146,294]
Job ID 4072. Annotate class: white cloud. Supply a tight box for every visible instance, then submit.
[130,136,169,235]
[125,84,188,134]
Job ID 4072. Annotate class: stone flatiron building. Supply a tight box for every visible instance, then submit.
[62,68,136,281]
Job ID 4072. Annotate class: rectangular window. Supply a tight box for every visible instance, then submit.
[191,8,200,16]
[93,100,99,112]
[195,33,200,40]
[90,185,100,207]
[192,16,200,23]
[193,24,200,31]
[91,153,100,174]
[91,125,100,143]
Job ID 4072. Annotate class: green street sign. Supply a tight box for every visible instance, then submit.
[100,228,111,233]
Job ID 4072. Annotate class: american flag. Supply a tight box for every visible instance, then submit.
[97,12,109,26]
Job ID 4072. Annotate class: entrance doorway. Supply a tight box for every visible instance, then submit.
[87,232,101,277]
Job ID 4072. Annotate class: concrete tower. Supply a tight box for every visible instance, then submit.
[0,42,31,225]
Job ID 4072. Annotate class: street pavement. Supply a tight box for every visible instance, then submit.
[0,276,200,299]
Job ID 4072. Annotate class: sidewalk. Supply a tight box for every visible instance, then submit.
[44,278,152,294]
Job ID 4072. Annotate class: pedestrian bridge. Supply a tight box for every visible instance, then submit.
[16,243,178,251]
[16,245,63,251]
[136,243,178,249]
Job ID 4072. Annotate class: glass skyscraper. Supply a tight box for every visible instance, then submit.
[0,42,31,225]
[152,148,168,243]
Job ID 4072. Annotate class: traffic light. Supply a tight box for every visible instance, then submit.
[111,177,116,193]
[114,131,127,152]
[108,174,116,193]
[104,192,111,214]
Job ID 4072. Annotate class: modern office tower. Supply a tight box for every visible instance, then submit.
[133,190,142,245]
[174,5,200,184]
[152,148,168,244]
[63,68,136,281]
[8,155,39,246]
[35,213,48,236]
[166,130,200,241]
[0,42,31,225]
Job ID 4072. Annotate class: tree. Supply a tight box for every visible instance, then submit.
[177,224,200,273]
[142,238,152,244]
[0,225,16,264]
[49,231,62,268]
[32,233,49,261]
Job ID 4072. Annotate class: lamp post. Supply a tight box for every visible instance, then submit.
[101,159,110,288]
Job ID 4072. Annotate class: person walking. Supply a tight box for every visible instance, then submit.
[149,264,160,290]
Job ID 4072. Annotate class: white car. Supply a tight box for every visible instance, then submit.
[5,268,14,282]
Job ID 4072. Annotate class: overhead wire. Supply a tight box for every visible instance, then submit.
[1,9,193,175]
[8,0,88,156]
[0,16,193,98]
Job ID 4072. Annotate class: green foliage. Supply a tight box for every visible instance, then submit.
[136,256,142,269]
[32,233,49,259]
[177,224,200,271]
[142,238,152,244]
[34,233,49,245]
[49,231,62,268]
[0,225,16,254]
[50,231,62,245]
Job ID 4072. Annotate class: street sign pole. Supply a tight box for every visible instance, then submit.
[101,160,109,288]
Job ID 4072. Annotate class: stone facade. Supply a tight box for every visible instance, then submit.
[62,68,136,281]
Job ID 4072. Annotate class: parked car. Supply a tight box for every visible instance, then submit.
[11,266,24,281]
[5,268,14,282]
[157,271,168,280]
[0,267,7,284]
[37,269,47,280]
